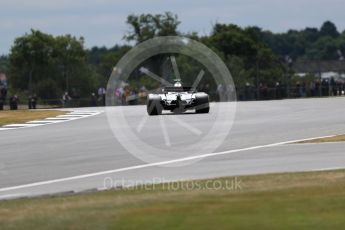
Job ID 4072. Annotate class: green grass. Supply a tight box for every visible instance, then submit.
[0,110,65,126]
[0,170,345,230]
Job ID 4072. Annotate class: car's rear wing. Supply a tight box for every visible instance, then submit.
[163,87,195,92]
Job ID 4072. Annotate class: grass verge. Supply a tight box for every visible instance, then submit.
[296,135,345,144]
[0,110,65,126]
[0,170,345,229]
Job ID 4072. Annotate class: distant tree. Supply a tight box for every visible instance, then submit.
[206,23,284,86]
[227,55,251,86]
[123,12,181,79]
[97,45,131,85]
[0,55,9,73]
[124,12,180,44]
[88,46,109,66]
[337,33,345,58]
[87,45,128,87]
[320,21,339,38]
[249,21,343,61]
[302,27,319,43]
[209,24,258,59]
[9,30,96,99]
[308,36,338,60]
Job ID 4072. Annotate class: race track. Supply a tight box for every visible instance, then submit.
[1,97,345,199]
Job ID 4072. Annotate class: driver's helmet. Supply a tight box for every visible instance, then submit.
[174,81,182,87]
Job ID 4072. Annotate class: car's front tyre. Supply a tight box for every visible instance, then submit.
[147,95,162,116]
[195,93,210,114]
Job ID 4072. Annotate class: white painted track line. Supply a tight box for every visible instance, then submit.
[26,120,57,124]
[0,133,342,193]
[4,124,42,128]
[57,114,85,116]
[45,117,73,120]
[0,127,17,131]
[0,110,103,131]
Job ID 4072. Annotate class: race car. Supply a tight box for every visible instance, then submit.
[147,81,210,115]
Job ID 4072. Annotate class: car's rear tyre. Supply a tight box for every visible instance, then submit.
[195,94,210,114]
[147,96,162,116]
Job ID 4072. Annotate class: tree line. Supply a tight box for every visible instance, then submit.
[0,12,344,102]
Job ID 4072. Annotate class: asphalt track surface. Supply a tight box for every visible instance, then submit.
[1,97,345,199]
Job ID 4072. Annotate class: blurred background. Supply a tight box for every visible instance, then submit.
[1,0,345,108]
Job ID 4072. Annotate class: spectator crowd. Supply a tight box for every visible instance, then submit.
[237,77,345,101]
[1,78,345,110]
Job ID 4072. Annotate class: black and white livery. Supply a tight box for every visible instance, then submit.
[147,81,210,115]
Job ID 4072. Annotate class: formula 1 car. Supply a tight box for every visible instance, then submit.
[147,81,210,115]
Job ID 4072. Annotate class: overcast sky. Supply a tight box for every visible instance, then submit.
[1,0,345,55]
